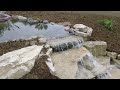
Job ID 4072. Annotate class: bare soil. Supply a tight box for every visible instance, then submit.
[1,11,120,79]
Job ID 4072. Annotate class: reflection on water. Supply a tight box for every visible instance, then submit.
[0,20,70,43]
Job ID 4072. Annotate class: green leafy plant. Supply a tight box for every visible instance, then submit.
[97,19,113,30]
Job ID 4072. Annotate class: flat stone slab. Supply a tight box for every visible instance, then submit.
[0,45,43,79]
[47,36,84,46]
[51,47,90,79]
[47,36,84,52]
[51,47,110,79]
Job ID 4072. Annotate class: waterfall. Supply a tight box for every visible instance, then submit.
[52,39,83,52]
[77,52,114,79]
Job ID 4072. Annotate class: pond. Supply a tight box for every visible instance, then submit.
[0,20,71,43]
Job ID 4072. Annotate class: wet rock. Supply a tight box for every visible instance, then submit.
[68,28,75,35]
[81,54,95,70]
[60,43,67,51]
[38,37,47,44]
[0,45,43,79]
[27,18,38,23]
[107,51,117,59]
[67,42,73,49]
[96,56,110,66]
[51,47,109,79]
[27,18,34,23]
[47,36,83,50]
[83,41,107,57]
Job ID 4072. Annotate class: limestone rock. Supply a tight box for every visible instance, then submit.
[51,47,109,79]
[47,36,84,50]
[107,51,117,59]
[50,22,55,25]
[12,15,27,21]
[73,24,93,37]
[68,28,75,35]
[46,48,53,56]
[45,56,56,75]
[112,59,120,65]
[96,56,110,66]
[0,13,11,22]
[43,20,49,24]
[64,26,70,31]
[73,24,87,29]
[0,45,43,79]
[83,41,107,57]
[44,44,50,49]
[27,18,38,23]
[117,54,120,60]
[81,54,95,70]
[38,37,47,44]
[51,47,90,79]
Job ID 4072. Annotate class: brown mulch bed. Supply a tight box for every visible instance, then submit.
[8,11,120,53]
[1,11,120,79]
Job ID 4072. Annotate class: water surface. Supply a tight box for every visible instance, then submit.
[0,21,70,43]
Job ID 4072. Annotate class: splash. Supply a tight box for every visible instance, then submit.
[77,52,114,79]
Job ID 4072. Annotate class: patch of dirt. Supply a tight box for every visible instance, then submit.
[7,11,120,53]
[0,38,44,56]
[1,11,120,79]
[20,55,59,79]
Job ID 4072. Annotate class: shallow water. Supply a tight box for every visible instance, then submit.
[0,21,70,43]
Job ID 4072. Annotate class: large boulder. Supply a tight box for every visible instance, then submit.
[0,13,11,22]
[51,47,110,79]
[73,24,93,37]
[83,41,107,57]
[0,45,43,79]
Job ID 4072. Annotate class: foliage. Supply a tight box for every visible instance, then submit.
[97,19,113,30]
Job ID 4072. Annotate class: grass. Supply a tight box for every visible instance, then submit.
[97,19,113,30]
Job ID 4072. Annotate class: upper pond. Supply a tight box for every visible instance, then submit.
[0,20,71,43]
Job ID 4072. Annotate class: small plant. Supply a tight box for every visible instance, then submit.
[97,19,113,30]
